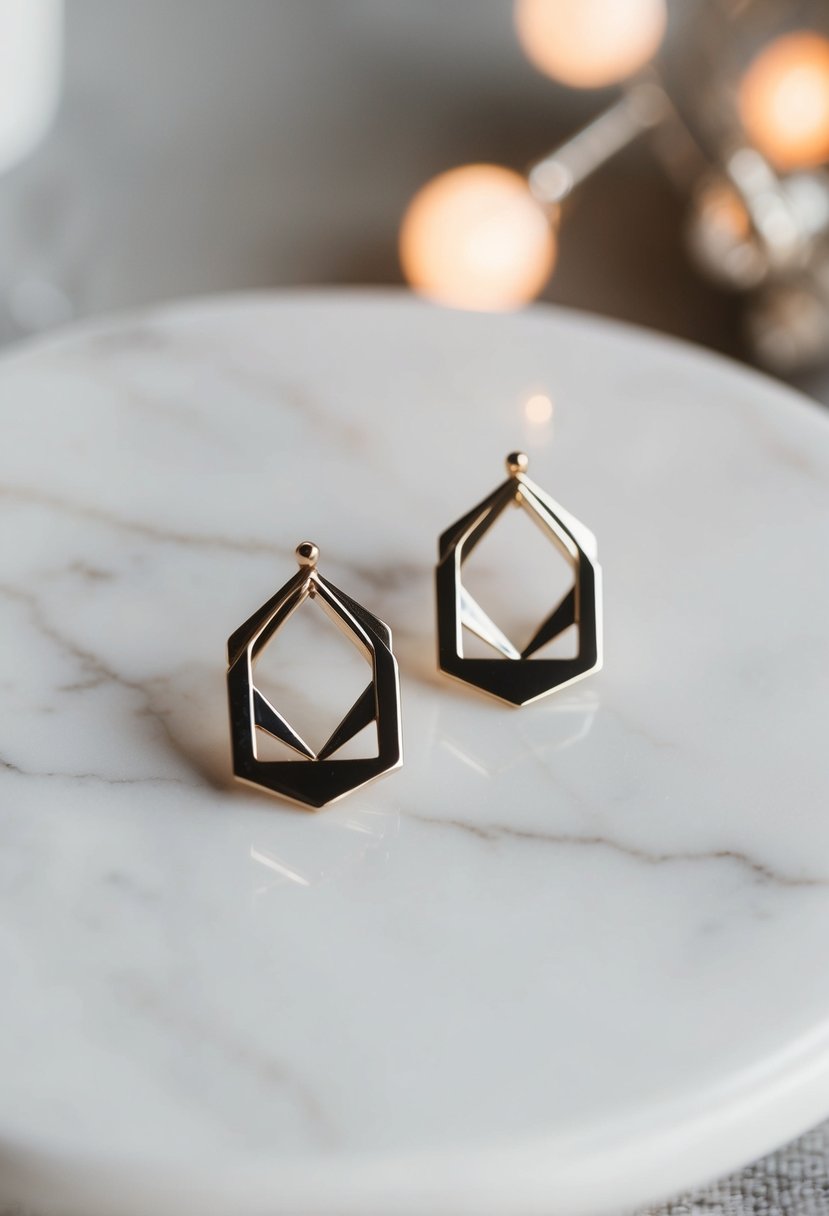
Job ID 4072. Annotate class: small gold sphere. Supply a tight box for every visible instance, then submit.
[506,451,529,475]
[296,541,319,568]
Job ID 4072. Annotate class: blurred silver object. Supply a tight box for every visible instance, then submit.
[525,3,829,372]
[529,80,670,206]
[0,0,62,176]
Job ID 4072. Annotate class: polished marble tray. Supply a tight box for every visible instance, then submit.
[2,291,829,1215]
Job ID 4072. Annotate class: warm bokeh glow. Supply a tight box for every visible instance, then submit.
[524,392,554,424]
[739,32,829,171]
[399,164,556,311]
[686,180,767,289]
[514,0,667,89]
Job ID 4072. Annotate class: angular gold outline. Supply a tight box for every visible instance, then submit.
[228,555,402,808]
[436,457,602,707]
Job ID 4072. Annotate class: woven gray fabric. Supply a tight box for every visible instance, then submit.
[640,1122,829,1215]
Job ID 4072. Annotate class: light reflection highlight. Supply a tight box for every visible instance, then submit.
[435,693,600,782]
[399,164,556,311]
[524,392,554,425]
[739,31,829,171]
[514,0,667,89]
[249,804,399,899]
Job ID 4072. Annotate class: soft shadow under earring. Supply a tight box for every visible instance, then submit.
[435,452,602,707]
[227,542,402,808]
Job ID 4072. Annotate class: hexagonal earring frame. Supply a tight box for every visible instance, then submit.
[227,542,402,808]
[436,452,602,707]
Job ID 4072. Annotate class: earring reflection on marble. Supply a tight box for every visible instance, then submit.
[436,451,602,707]
[227,542,402,808]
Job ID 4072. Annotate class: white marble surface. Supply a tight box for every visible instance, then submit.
[1,291,829,1216]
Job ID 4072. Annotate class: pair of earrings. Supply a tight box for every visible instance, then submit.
[226,451,602,809]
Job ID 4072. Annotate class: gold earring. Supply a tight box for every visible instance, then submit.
[227,542,402,807]
[436,452,602,706]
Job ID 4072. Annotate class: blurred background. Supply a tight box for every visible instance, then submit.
[4,0,829,403]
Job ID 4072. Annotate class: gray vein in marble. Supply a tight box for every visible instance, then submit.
[0,580,136,692]
[0,754,184,787]
[54,319,452,519]
[602,703,679,753]
[71,320,368,456]
[732,389,829,487]
[0,483,288,557]
[350,559,427,596]
[65,560,116,583]
[0,581,199,784]
[117,974,338,1151]
[64,321,171,357]
[411,813,829,889]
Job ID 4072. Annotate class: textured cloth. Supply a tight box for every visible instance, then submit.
[642,1123,829,1215]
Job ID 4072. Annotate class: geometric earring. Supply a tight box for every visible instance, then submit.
[436,452,602,707]
[227,542,402,808]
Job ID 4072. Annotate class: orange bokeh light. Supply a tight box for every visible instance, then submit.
[524,392,554,424]
[739,31,829,171]
[514,0,667,89]
[399,164,556,312]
